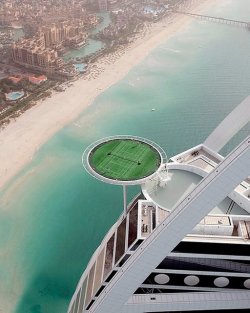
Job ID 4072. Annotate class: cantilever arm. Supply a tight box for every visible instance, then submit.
[204,95,250,152]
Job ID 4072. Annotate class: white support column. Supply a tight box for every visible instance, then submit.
[123,185,127,215]
[87,136,250,313]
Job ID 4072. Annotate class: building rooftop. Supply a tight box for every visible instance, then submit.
[143,168,248,216]
[143,168,202,211]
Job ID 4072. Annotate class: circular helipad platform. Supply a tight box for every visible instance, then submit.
[82,136,166,185]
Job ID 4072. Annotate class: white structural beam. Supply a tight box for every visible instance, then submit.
[87,136,250,313]
[204,95,250,152]
[123,291,250,313]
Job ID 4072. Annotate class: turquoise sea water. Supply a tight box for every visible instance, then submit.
[1,1,250,312]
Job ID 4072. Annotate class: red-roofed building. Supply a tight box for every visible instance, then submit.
[28,75,47,85]
[8,76,22,84]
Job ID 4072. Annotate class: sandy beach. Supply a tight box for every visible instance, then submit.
[0,0,218,190]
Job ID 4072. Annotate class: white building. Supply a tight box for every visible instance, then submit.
[68,96,250,313]
[98,0,108,12]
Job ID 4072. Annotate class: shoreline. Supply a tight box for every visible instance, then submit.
[0,0,217,190]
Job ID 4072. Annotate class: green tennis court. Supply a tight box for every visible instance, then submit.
[89,139,161,181]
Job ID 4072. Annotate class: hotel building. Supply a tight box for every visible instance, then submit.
[41,22,87,48]
[68,96,250,313]
[11,34,63,71]
[98,0,108,12]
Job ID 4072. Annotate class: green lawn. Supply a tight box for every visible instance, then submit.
[89,139,161,181]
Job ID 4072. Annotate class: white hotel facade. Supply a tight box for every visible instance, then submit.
[67,96,250,313]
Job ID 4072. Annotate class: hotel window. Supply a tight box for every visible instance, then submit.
[103,233,115,279]
[72,288,81,313]
[77,278,87,313]
[92,248,105,296]
[115,218,127,264]
[84,263,96,307]
[128,205,138,248]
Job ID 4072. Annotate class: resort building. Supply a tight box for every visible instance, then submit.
[11,34,78,77]
[98,0,108,12]
[68,96,250,313]
[40,22,88,48]
[28,75,47,85]
[8,76,22,84]
[11,35,61,70]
